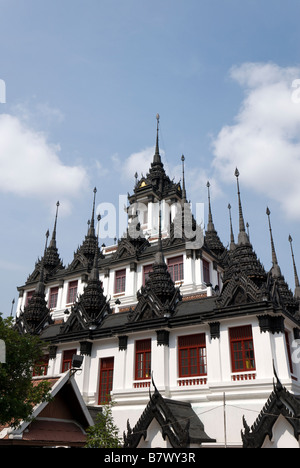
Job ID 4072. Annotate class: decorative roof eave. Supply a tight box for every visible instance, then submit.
[123,379,215,448]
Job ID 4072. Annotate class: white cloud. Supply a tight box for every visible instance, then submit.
[212,62,300,219]
[0,113,88,213]
[113,146,158,182]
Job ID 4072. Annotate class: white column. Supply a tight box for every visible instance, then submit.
[152,337,169,395]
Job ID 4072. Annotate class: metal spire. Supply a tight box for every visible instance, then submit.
[266,207,281,278]
[288,234,300,298]
[228,203,235,250]
[49,201,60,248]
[35,230,49,295]
[181,155,187,203]
[153,113,162,165]
[88,187,97,236]
[91,214,101,280]
[206,181,214,231]
[235,168,249,245]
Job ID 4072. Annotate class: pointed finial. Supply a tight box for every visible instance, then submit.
[153,113,161,165]
[266,207,281,278]
[37,230,49,293]
[88,187,97,236]
[49,201,60,248]
[235,168,249,245]
[91,214,101,279]
[181,154,187,203]
[45,229,50,252]
[289,234,300,298]
[206,181,214,231]
[228,203,235,250]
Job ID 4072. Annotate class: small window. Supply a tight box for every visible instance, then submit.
[178,334,207,377]
[98,357,114,404]
[62,349,77,373]
[67,280,78,304]
[33,355,49,377]
[115,269,126,294]
[48,286,59,309]
[229,325,255,372]
[203,259,210,284]
[167,255,184,282]
[135,339,151,380]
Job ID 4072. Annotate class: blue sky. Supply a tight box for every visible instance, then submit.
[1,0,300,316]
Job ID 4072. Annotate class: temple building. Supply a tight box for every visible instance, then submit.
[13,115,300,448]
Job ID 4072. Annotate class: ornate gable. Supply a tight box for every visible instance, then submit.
[217,272,264,308]
[112,234,149,261]
[242,369,300,448]
[123,379,215,448]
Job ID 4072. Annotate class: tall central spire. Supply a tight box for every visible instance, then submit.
[235,168,249,245]
[153,113,162,165]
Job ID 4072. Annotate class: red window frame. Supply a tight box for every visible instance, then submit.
[202,259,210,284]
[115,269,126,294]
[229,325,256,372]
[33,354,49,376]
[143,264,153,285]
[98,357,114,404]
[178,334,207,377]
[61,349,77,373]
[135,339,151,380]
[167,255,184,282]
[67,280,78,304]
[48,286,59,309]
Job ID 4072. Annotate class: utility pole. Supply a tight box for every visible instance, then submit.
[223,392,227,448]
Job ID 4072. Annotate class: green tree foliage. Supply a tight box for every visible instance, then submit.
[0,315,51,428]
[85,401,122,448]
